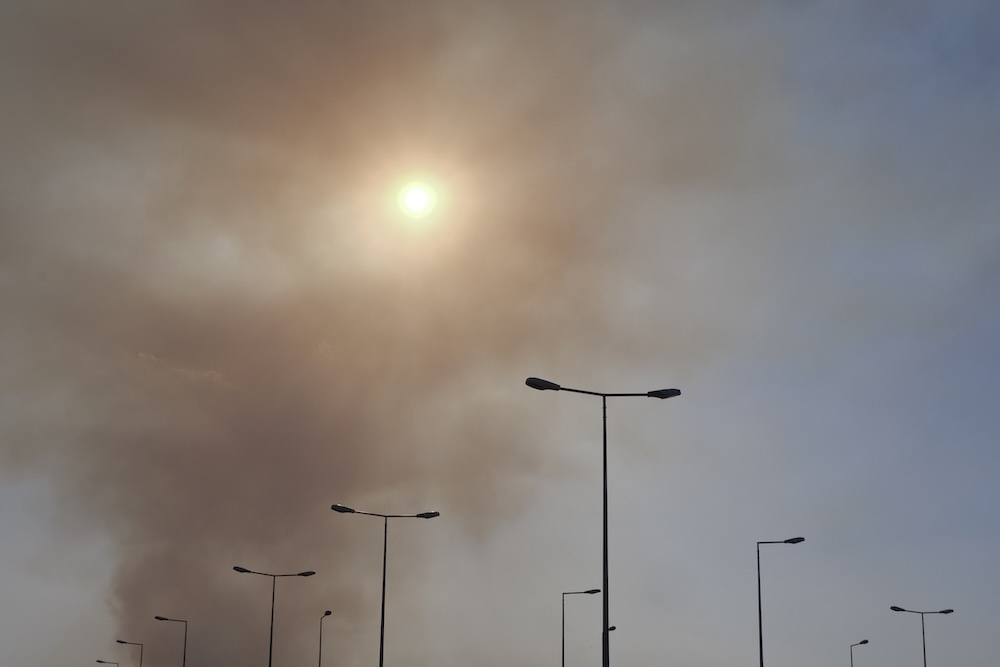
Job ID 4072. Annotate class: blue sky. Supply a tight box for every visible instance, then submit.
[1,2,998,667]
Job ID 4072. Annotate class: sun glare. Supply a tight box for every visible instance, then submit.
[398,182,436,218]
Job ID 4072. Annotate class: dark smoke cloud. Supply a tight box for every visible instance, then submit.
[0,2,779,666]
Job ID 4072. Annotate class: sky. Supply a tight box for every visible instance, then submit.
[1,2,999,667]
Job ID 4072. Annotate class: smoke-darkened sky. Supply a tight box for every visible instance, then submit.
[2,2,999,667]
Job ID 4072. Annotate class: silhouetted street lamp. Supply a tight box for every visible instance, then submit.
[562,589,600,667]
[116,640,143,667]
[757,537,804,667]
[526,377,679,667]
[331,504,439,667]
[233,565,316,667]
[891,606,953,667]
[850,639,869,667]
[154,616,188,667]
[319,610,332,667]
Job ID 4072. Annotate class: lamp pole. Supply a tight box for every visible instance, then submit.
[563,589,600,667]
[154,616,188,667]
[756,537,805,667]
[319,610,332,667]
[115,640,143,667]
[331,503,439,667]
[850,639,868,667]
[526,377,680,667]
[891,606,953,667]
[233,565,316,667]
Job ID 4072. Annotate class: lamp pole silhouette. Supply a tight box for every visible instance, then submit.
[850,639,869,667]
[233,565,316,667]
[562,589,600,667]
[757,537,805,667]
[154,616,188,667]
[526,377,680,667]
[116,640,143,667]
[891,606,953,667]
[331,503,439,667]
[319,610,332,667]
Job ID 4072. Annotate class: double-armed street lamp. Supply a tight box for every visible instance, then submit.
[319,610,332,667]
[562,589,600,667]
[233,566,316,667]
[525,376,680,667]
[116,640,143,667]
[891,606,953,667]
[331,503,439,667]
[154,616,188,667]
[850,639,869,667]
[756,537,805,667]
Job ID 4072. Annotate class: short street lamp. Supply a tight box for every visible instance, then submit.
[757,537,805,667]
[319,610,333,667]
[331,503,438,667]
[891,606,953,667]
[233,566,316,667]
[154,615,188,667]
[116,640,143,667]
[563,589,600,667]
[525,376,680,667]
[850,639,869,667]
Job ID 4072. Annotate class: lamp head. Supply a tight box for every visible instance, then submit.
[331,504,356,513]
[115,641,126,645]
[860,640,869,645]
[154,616,168,621]
[416,511,440,519]
[891,606,906,612]
[785,537,805,544]
[233,566,251,573]
[940,609,954,614]
[526,377,561,391]
[323,610,332,616]
[647,388,681,399]
[298,571,316,577]
[585,589,600,594]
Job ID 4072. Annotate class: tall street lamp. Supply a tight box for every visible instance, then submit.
[757,537,805,667]
[116,640,143,667]
[850,639,869,667]
[525,376,680,667]
[233,565,317,667]
[563,589,600,667]
[891,606,953,667]
[331,503,439,667]
[319,610,332,667]
[154,616,188,667]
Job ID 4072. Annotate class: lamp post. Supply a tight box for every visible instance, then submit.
[154,616,188,667]
[331,504,439,667]
[116,640,143,667]
[233,565,316,667]
[525,377,680,667]
[756,537,805,667]
[319,610,332,667]
[562,589,600,667]
[891,606,953,667]
[849,639,869,667]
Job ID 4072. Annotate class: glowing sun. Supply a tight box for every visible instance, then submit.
[398,182,437,218]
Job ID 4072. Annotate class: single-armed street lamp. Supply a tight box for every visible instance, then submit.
[525,377,680,667]
[233,565,316,667]
[154,616,188,667]
[116,640,143,667]
[331,504,439,667]
[757,537,805,667]
[563,589,600,667]
[891,606,954,667]
[850,639,869,667]
[319,610,332,667]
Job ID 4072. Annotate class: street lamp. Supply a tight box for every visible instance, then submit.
[116,640,143,667]
[757,537,805,667]
[891,606,953,667]
[319,610,332,667]
[563,589,600,667]
[154,616,188,667]
[233,565,316,667]
[331,503,439,667]
[850,639,869,667]
[525,376,680,667]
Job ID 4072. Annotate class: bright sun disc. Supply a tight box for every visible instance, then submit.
[399,182,436,218]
